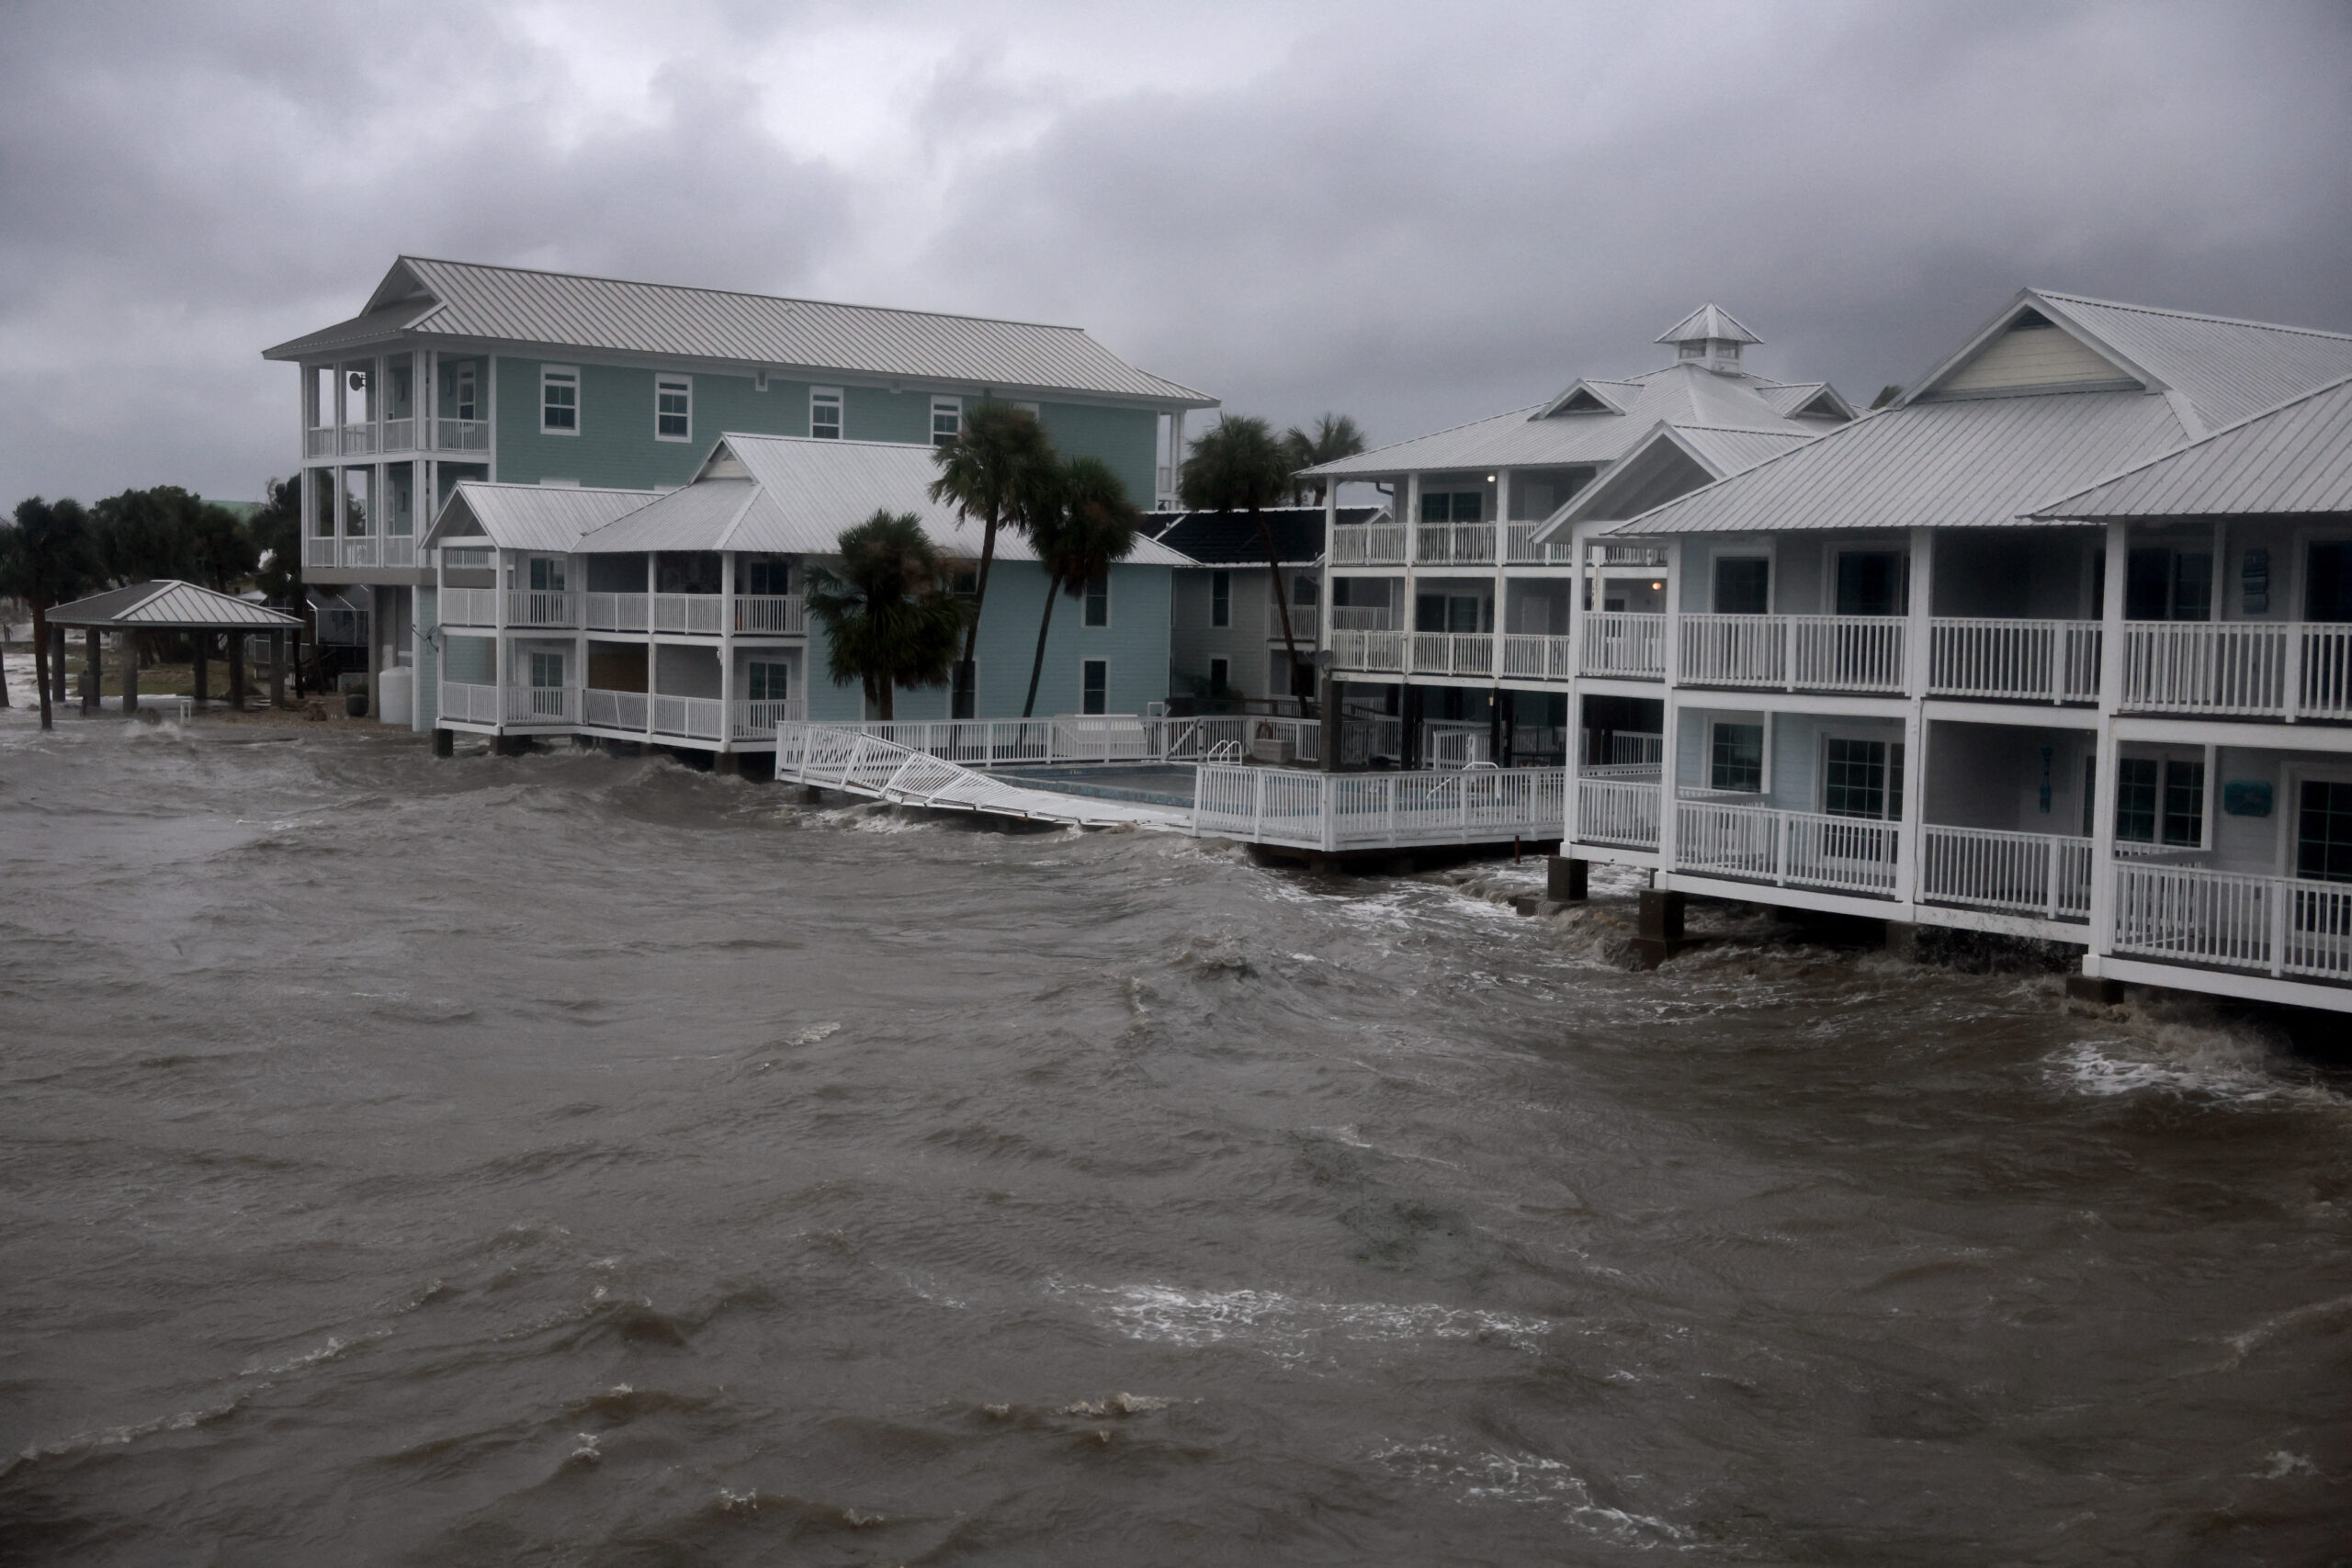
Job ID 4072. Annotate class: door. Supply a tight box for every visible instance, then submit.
[2295,778,2352,969]
[1714,556,1769,615]
[1835,551,1906,617]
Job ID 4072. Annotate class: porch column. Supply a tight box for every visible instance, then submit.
[82,629,101,715]
[120,632,140,714]
[192,633,209,705]
[1657,537,1685,875]
[718,551,737,752]
[1895,709,1926,905]
[1492,468,1511,682]
[228,631,247,708]
[50,624,67,705]
[2086,520,2130,962]
[645,550,658,736]
[1905,527,1935,700]
[270,630,288,709]
[367,585,384,718]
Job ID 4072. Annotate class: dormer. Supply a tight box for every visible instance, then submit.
[1657,303,1761,375]
[1912,298,2146,401]
[1535,379,1630,419]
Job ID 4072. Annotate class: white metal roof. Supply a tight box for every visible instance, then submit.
[266,257,1216,408]
[572,434,1193,565]
[1305,360,1848,479]
[1656,303,1760,345]
[2030,373,2352,521]
[424,482,660,552]
[45,580,301,629]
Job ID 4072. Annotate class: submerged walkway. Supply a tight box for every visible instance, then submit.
[774,724,1192,829]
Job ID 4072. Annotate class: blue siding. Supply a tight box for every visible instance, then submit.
[1038,400,1158,504]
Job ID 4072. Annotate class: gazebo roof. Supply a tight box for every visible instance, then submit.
[44,581,302,630]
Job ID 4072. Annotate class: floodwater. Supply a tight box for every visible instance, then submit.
[2,702,2348,1565]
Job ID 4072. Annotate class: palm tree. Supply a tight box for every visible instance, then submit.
[1180,414,1311,706]
[803,511,969,722]
[1282,412,1367,503]
[1,498,98,729]
[1022,457,1141,718]
[927,402,1055,716]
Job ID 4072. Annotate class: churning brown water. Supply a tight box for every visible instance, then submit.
[3,704,2349,1565]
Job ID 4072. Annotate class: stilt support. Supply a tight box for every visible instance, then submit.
[431,728,454,758]
[81,629,101,716]
[1630,889,1699,969]
[2064,975,2125,1006]
[1538,855,1589,915]
[1883,920,1920,960]
[714,750,741,777]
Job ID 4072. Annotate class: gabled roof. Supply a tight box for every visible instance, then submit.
[2030,373,2352,521]
[1542,422,1820,533]
[46,581,300,629]
[1306,360,1849,479]
[1657,303,1760,346]
[266,256,1216,407]
[571,434,1193,564]
[424,482,658,551]
[1149,506,1378,567]
[1534,379,1631,418]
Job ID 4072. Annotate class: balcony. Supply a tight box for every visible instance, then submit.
[2114,863,2352,983]
[1919,826,2092,920]
[338,424,377,457]
[1411,631,1493,678]
[1574,776,1662,849]
[439,587,498,626]
[1677,799,1900,897]
[1329,606,1396,632]
[303,536,417,572]
[653,594,727,635]
[439,681,578,728]
[2120,622,2352,720]
[1415,523,1497,566]
[1679,614,1906,694]
[1266,602,1318,641]
[380,417,415,453]
[1500,634,1576,682]
[731,698,807,740]
[1331,628,1407,672]
[304,428,336,459]
[507,589,577,627]
[1580,612,1666,679]
[434,417,491,452]
[1331,525,1408,566]
[1503,523,1577,565]
[1928,618,2101,704]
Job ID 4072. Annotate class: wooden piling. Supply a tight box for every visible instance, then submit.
[82,629,100,716]
[228,636,246,709]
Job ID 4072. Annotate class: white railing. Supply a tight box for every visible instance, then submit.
[343,536,379,570]
[1679,614,1906,693]
[1503,523,1577,565]
[1415,523,1497,565]
[438,587,499,626]
[506,589,578,627]
[379,417,415,453]
[583,688,649,731]
[1579,612,1666,678]
[1329,606,1396,632]
[1193,764,1566,851]
[434,417,491,451]
[1919,826,2092,920]
[1412,631,1493,677]
[438,680,502,725]
[2114,863,2352,982]
[1676,802,1900,897]
[1580,730,1663,769]
[338,425,376,457]
[585,592,650,632]
[1500,634,1576,681]
[1575,777,1660,848]
[652,593,727,635]
[651,694,724,740]
[506,684,578,725]
[2120,622,2352,720]
[734,594,807,635]
[1331,525,1407,565]
[732,697,807,739]
[304,428,336,459]
[1929,618,2101,703]
[1422,721,1491,769]
[383,536,416,569]
[1596,545,1668,567]
[1332,628,1408,672]
[303,536,338,569]
[1266,602,1319,641]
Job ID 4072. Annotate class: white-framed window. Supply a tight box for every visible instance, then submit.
[1208,657,1230,694]
[529,650,565,688]
[1083,571,1109,627]
[527,557,566,592]
[810,388,842,440]
[452,362,479,422]
[743,558,792,596]
[656,375,691,441]
[540,366,580,434]
[932,398,962,446]
[1712,551,1770,615]
[747,660,793,702]
[2116,753,2204,846]
[1821,734,1905,821]
[1080,658,1108,715]
[1709,719,1764,794]
[1210,570,1230,627]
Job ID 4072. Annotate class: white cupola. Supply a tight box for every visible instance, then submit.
[1657,303,1761,374]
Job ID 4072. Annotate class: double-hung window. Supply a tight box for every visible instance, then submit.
[1823,737,1904,820]
[747,660,793,703]
[2117,756,2205,846]
[541,367,579,434]
[528,651,565,689]
[1210,570,1230,627]
[1419,491,1482,523]
[655,376,691,441]
[452,363,479,423]
[1083,572,1109,627]
[932,398,961,446]
[810,389,842,440]
[1081,659,1109,715]
[527,558,565,592]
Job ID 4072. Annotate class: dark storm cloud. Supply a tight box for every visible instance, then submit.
[1,0,2346,502]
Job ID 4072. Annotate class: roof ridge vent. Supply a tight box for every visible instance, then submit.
[1657,302,1760,374]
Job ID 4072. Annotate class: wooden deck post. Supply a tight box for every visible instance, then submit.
[270,631,288,709]
[49,625,67,705]
[120,632,139,714]
[228,635,247,709]
[192,633,209,705]
[82,629,101,715]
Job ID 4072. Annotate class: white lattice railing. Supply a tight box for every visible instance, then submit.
[1330,525,1407,565]
[2113,863,2352,982]
[2120,622,2352,720]
[1919,826,2092,920]
[1500,634,1576,681]
[1580,611,1666,678]
[1929,618,2101,703]
[1411,631,1493,677]
[1675,801,1900,896]
[1575,777,1660,849]
[1415,524,1497,565]
[1679,614,1906,693]
[1332,629,1408,672]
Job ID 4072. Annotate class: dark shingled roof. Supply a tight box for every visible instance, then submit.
[1148,506,1374,567]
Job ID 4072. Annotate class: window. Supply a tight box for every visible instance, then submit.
[1711,722,1764,793]
[527,558,566,592]
[810,388,842,440]
[2115,757,2159,842]
[453,363,479,423]
[1208,657,1229,694]
[1083,572,1108,627]
[656,376,691,441]
[2082,755,2098,839]
[744,558,791,596]
[2115,756,2203,845]
[2126,547,2213,620]
[1713,557,1769,615]
[1210,570,1230,626]
[2299,779,2352,882]
[1080,658,1108,714]
[2164,758,2206,847]
[541,367,579,434]
[1835,551,1905,616]
[932,398,962,446]
[1416,593,1487,633]
[2307,542,2352,622]
[529,651,565,688]
[1823,737,1903,820]
[1419,491,1482,523]
[747,660,793,703]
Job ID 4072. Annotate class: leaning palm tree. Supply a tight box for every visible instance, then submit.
[1022,457,1141,718]
[1,497,99,729]
[927,402,1055,716]
[803,511,970,722]
[1180,414,1310,705]
[1281,412,1367,503]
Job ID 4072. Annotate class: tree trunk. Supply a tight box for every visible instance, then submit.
[956,505,1001,718]
[32,603,51,729]
[1023,572,1063,718]
[0,617,10,708]
[1254,504,1306,715]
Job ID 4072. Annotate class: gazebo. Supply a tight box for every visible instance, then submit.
[41,581,304,716]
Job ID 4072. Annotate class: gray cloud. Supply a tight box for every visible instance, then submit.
[1,0,2346,503]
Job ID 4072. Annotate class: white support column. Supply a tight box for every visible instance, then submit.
[2086,520,2130,963]
[1657,537,1685,876]
[1894,526,1935,902]
[718,551,737,751]
[1321,481,1338,662]
[1895,706,1926,904]
[644,550,658,736]
[1492,469,1511,679]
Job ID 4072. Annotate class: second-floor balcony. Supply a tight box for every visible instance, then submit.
[1266,602,1318,641]
[1415,523,1497,566]
[304,535,418,572]
[1331,525,1408,566]
[576,592,808,636]
[2120,621,2352,721]
[437,588,577,628]
[1680,614,1908,694]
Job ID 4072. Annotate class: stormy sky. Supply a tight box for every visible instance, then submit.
[3,0,2347,506]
